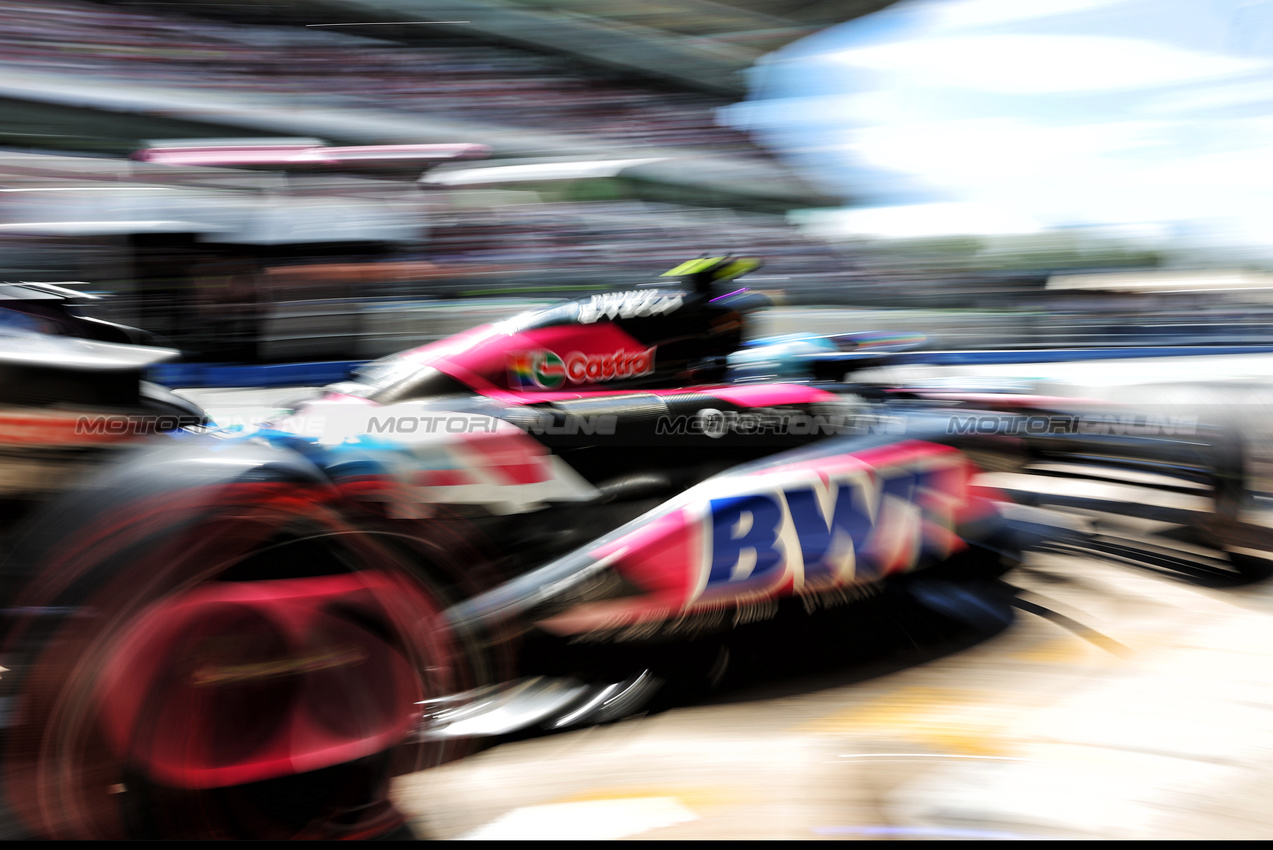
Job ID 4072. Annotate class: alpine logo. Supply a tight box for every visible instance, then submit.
[578,291,684,325]
[509,347,657,389]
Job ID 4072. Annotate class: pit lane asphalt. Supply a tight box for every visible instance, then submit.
[398,549,1273,841]
[174,353,1273,840]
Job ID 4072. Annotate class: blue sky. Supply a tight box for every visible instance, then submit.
[727,0,1273,247]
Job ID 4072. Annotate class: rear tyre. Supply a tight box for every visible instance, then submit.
[1,452,496,839]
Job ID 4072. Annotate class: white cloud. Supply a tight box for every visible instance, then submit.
[832,36,1264,93]
[1129,148,1273,196]
[755,0,1273,247]
[810,202,1041,238]
[923,0,1134,29]
[832,117,1273,228]
[845,119,1168,184]
[723,92,901,129]
[1140,78,1273,113]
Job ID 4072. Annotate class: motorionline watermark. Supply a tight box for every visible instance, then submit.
[70,410,1200,441]
[72,412,622,437]
[658,408,908,439]
[73,415,207,435]
[656,409,1201,440]
[366,412,619,436]
[947,413,1199,437]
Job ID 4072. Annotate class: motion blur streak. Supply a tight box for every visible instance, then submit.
[6,0,1273,843]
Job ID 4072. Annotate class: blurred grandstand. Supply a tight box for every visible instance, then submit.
[0,0,925,360]
[7,0,1225,364]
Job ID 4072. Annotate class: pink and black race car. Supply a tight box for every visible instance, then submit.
[0,258,1261,839]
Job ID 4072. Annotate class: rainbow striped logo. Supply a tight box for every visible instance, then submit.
[508,350,566,389]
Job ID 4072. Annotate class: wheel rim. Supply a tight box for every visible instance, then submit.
[4,485,479,839]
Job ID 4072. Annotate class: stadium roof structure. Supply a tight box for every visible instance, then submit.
[106,0,900,97]
[455,0,901,95]
[7,1,903,212]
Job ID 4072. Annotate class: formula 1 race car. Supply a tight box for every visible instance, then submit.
[0,286,207,512]
[0,258,1265,840]
[0,280,162,346]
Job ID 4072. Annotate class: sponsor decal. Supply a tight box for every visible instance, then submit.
[509,346,656,389]
[507,350,565,390]
[703,463,956,599]
[564,347,656,384]
[578,291,684,324]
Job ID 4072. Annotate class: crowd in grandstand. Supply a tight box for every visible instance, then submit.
[0,0,758,155]
[423,201,849,277]
[2,0,1011,354]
